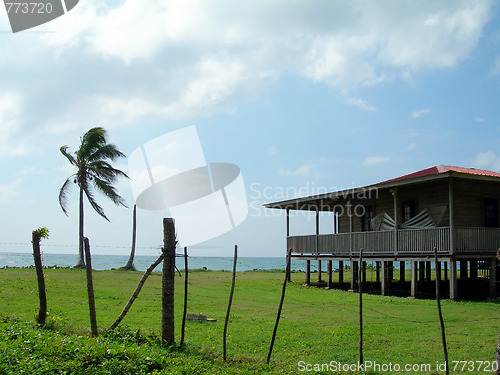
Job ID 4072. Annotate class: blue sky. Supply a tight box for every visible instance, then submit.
[1,0,500,258]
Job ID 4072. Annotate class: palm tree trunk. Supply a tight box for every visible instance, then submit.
[76,186,85,268]
[84,237,98,337]
[124,204,137,270]
[32,231,47,325]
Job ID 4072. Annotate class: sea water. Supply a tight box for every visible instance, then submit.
[0,252,334,272]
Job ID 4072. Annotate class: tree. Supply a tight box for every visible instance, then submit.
[32,227,49,325]
[123,204,137,270]
[59,127,128,267]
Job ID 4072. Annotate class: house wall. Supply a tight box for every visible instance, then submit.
[454,179,500,227]
[335,177,500,233]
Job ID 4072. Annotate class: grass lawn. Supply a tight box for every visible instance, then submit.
[0,267,498,374]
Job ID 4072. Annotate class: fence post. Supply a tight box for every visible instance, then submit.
[162,218,176,345]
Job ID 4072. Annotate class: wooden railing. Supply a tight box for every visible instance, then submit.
[455,227,500,253]
[287,227,500,256]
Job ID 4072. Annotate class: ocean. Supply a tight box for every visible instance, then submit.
[0,252,331,272]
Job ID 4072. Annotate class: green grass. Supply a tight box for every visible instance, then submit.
[0,268,498,374]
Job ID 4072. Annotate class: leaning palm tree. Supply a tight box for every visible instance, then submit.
[59,127,129,267]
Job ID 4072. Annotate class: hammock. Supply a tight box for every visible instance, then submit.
[370,207,444,231]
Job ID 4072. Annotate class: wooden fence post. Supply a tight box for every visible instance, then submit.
[358,249,363,364]
[223,245,238,361]
[435,247,449,375]
[180,246,188,347]
[267,249,291,364]
[162,218,176,345]
[32,230,47,325]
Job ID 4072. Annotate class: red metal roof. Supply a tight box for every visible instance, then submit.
[379,165,500,185]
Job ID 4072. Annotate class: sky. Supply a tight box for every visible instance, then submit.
[1,0,500,259]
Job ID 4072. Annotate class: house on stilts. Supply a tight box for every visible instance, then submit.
[264,165,500,300]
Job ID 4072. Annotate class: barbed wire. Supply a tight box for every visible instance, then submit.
[0,242,161,250]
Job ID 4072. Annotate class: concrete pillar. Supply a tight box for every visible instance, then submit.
[305,260,310,285]
[460,260,468,279]
[490,258,497,299]
[400,261,405,284]
[318,260,322,282]
[470,260,478,280]
[327,260,332,288]
[339,261,344,284]
[411,261,418,298]
[381,261,388,296]
[449,259,457,300]
[350,261,358,291]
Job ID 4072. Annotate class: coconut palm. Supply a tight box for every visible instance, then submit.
[59,127,129,267]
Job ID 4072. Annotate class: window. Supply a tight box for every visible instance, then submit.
[361,205,374,231]
[484,198,498,227]
[402,200,415,223]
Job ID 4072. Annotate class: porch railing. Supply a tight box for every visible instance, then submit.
[287,227,500,256]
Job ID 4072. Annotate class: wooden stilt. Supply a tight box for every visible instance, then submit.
[318,260,322,282]
[305,260,310,285]
[339,261,344,285]
[490,258,497,299]
[400,261,405,284]
[470,260,478,280]
[381,261,388,296]
[411,261,418,298]
[426,261,432,282]
[460,260,468,279]
[449,259,457,300]
[419,261,425,291]
[351,260,358,291]
[327,261,332,288]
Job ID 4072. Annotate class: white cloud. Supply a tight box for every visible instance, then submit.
[0,93,30,158]
[475,117,485,123]
[268,145,278,155]
[0,0,493,157]
[0,180,20,205]
[363,156,390,166]
[344,97,377,112]
[278,164,316,177]
[469,151,500,171]
[411,109,431,118]
[406,143,417,151]
[491,56,500,76]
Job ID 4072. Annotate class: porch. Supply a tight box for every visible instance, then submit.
[286,227,500,300]
[287,227,500,257]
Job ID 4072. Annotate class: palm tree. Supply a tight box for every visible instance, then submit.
[59,127,129,267]
[123,204,137,270]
